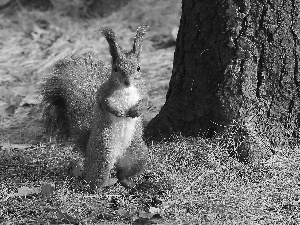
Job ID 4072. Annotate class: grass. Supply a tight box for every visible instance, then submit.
[1,136,300,224]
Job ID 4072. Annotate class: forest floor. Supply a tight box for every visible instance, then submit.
[1,1,300,224]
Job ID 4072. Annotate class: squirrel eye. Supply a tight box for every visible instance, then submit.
[137,66,140,72]
[114,67,118,72]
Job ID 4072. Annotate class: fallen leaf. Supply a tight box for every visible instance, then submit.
[138,210,153,219]
[41,183,55,198]
[98,212,115,220]
[117,208,128,217]
[103,178,118,187]
[56,210,79,224]
[16,186,40,196]
[4,186,40,200]
[149,207,160,214]
[1,143,32,150]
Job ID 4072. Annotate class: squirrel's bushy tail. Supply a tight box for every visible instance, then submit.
[41,76,71,141]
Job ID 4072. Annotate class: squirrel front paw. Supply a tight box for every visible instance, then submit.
[101,99,126,117]
[126,104,142,118]
[109,108,126,117]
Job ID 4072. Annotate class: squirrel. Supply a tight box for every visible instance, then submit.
[41,25,149,190]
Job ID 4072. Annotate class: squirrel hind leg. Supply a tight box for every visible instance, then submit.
[115,157,144,185]
[115,141,148,189]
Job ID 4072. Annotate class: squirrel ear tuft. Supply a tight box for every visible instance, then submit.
[133,24,149,57]
[101,27,123,63]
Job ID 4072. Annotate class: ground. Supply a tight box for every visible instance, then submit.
[1,1,300,224]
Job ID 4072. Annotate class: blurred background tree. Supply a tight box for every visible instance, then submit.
[0,0,131,17]
[84,0,131,17]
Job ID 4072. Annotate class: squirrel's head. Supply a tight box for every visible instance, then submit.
[101,25,148,87]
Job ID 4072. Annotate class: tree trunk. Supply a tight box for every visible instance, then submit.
[86,0,131,17]
[145,0,300,159]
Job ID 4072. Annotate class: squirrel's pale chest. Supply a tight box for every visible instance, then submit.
[110,85,140,111]
[108,86,140,156]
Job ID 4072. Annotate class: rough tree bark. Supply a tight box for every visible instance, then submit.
[145,0,300,160]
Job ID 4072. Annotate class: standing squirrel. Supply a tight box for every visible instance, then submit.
[41,25,149,189]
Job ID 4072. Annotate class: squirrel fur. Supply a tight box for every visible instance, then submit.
[41,25,149,189]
